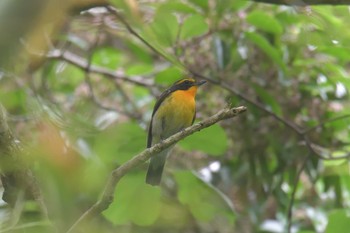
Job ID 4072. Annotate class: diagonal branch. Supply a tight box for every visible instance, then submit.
[100,9,350,162]
[286,154,309,233]
[47,49,152,88]
[66,106,247,233]
[190,72,350,161]
[100,8,350,162]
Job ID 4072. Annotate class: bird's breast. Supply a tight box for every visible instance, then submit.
[152,90,196,140]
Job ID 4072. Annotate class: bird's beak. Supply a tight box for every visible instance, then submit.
[195,80,207,86]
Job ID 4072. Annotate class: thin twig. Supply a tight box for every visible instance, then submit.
[303,114,350,134]
[100,8,350,161]
[84,23,122,113]
[66,106,247,233]
[106,6,171,62]
[47,49,152,88]
[0,105,49,221]
[190,71,350,161]
[286,155,309,233]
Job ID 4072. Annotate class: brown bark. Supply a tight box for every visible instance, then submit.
[0,104,47,217]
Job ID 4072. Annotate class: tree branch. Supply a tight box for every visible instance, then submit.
[286,155,309,233]
[47,49,152,88]
[190,72,350,161]
[0,104,49,222]
[66,106,247,233]
[99,9,350,162]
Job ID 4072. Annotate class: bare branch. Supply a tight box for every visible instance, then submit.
[66,106,247,233]
[286,155,309,233]
[99,9,350,162]
[47,49,152,88]
[84,24,120,113]
[303,114,350,134]
[106,6,171,62]
[190,72,350,161]
[0,104,49,221]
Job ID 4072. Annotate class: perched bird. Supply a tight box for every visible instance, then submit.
[146,78,206,186]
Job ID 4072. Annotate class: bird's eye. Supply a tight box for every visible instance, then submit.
[184,80,192,85]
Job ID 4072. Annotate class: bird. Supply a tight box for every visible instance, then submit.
[146,78,206,186]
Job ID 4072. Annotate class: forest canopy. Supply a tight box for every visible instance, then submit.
[1,0,350,233]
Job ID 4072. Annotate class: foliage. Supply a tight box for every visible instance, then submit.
[1,0,350,232]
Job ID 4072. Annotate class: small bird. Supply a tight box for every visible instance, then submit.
[146,78,206,186]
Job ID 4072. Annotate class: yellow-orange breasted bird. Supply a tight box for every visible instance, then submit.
[146,78,206,186]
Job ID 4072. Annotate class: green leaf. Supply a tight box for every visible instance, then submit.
[151,11,179,47]
[156,1,198,14]
[179,124,227,156]
[320,46,350,63]
[103,172,162,226]
[126,41,153,64]
[92,47,124,69]
[0,89,26,112]
[181,14,209,40]
[253,84,282,116]
[247,11,283,35]
[93,122,146,165]
[325,209,350,233]
[190,0,209,12]
[52,63,85,93]
[245,31,286,72]
[174,171,235,222]
[230,0,250,11]
[155,67,183,85]
[125,64,153,75]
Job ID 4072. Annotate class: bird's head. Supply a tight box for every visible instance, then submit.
[171,78,206,92]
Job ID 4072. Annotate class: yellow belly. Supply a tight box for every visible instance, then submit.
[152,90,195,142]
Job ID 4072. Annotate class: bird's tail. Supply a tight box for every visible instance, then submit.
[146,148,170,186]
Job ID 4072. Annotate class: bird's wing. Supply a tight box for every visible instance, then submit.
[147,88,173,148]
[147,119,153,148]
[191,108,196,125]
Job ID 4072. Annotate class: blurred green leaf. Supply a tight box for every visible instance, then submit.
[155,67,183,85]
[151,11,178,47]
[103,172,162,226]
[230,0,250,11]
[323,157,347,167]
[245,32,286,72]
[0,89,26,111]
[93,122,146,165]
[247,11,283,35]
[181,14,209,40]
[126,41,153,64]
[125,64,154,75]
[174,171,235,222]
[325,209,350,233]
[54,63,85,93]
[92,47,124,69]
[320,46,350,63]
[253,84,283,116]
[156,1,198,14]
[189,0,209,12]
[179,124,227,156]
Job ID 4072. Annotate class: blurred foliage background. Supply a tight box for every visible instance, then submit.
[1,0,350,233]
